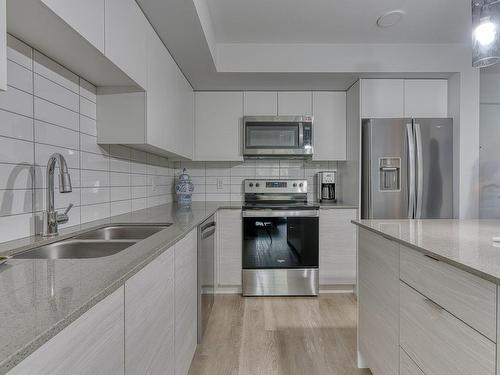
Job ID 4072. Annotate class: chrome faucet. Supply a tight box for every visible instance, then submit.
[41,153,73,237]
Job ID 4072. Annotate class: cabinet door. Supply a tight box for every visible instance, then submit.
[175,230,198,375]
[404,80,448,118]
[218,209,242,287]
[313,91,346,160]
[41,0,105,53]
[195,92,243,161]
[244,91,277,115]
[319,209,356,285]
[105,0,148,89]
[7,288,124,375]
[358,228,399,375]
[125,248,175,375]
[278,91,312,115]
[361,79,404,118]
[0,0,5,91]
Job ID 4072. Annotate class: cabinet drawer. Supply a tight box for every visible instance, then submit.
[400,349,425,375]
[400,282,495,375]
[400,245,496,341]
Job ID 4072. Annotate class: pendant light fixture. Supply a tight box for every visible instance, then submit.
[472,0,500,67]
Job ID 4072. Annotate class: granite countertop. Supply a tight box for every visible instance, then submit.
[0,201,241,374]
[353,219,500,283]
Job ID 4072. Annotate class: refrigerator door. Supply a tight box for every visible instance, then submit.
[413,118,453,219]
[362,119,409,219]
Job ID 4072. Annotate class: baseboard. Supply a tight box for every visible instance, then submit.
[215,285,242,294]
[357,351,368,369]
[319,284,356,294]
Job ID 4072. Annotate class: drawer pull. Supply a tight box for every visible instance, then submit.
[424,254,440,262]
[424,297,444,312]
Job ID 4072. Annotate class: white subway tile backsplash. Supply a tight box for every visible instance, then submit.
[35,143,79,168]
[34,97,79,131]
[81,170,109,188]
[34,120,79,150]
[0,86,33,117]
[81,203,110,224]
[34,74,79,112]
[111,200,131,216]
[34,51,79,94]
[80,133,108,155]
[79,79,97,103]
[81,187,110,205]
[111,186,131,201]
[0,213,34,243]
[80,151,108,171]
[7,60,33,93]
[0,109,33,141]
[110,172,130,187]
[0,164,34,190]
[80,97,96,119]
[0,137,34,165]
[7,35,32,71]
[0,190,33,216]
[79,115,97,136]
[0,35,175,244]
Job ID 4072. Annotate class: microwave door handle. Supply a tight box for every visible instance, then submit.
[299,123,304,147]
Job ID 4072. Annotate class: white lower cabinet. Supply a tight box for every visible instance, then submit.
[7,288,125,375]
[400,282,495,375]
[217,209,242,288]
[358,228,399,375]
[319,209,357,285]
[175,229,198,375]
[125,247,175,375]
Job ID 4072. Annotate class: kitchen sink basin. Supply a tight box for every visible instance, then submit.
[74,224,171,240]
[13,240,138,259]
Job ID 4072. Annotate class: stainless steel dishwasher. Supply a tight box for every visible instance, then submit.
[198,215,216,342]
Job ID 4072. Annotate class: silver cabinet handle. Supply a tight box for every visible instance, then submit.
[423,297,444,312]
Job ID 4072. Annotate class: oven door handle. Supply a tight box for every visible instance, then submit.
[242,210,319,218]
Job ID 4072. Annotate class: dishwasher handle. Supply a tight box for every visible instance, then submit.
[200,222,216,239]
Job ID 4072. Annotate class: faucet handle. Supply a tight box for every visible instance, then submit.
[56,203,73,224]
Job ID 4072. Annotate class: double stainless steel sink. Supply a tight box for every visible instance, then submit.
[12,224,171,259]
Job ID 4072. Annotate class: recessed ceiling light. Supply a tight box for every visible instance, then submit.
[376,10,405,28]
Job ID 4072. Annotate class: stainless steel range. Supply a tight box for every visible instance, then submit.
[242,179,319,296]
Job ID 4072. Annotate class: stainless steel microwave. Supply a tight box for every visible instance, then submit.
[243,116,314,158]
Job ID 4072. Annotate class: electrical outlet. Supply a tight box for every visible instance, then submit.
[217,178,223,190]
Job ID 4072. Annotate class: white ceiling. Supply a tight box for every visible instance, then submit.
[206,0,470,44]
[137,0,470,90]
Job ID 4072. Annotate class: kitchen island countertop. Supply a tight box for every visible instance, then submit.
[353,219,500,283]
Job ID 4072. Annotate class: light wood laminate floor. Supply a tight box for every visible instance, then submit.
[189,294,371,375]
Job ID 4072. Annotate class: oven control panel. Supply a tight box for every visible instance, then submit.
[244,179,307,194]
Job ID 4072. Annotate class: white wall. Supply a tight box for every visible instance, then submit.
[479,73,500,218]
[0,35,175,244]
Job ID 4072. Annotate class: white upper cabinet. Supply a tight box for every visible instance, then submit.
[361,79,404,118]
[313,91,346,160]
[244,91,278,115]
[0,0,5,91]
[41,0,105,53]
[195,92,243,161]
[404,80,448,118]
[105,0,148,89]
[278,91,312,115]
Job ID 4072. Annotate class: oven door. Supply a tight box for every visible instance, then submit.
[242,209,319,296]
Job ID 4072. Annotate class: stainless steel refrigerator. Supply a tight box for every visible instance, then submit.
[361,118,453,219]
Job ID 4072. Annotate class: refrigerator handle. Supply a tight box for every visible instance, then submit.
[415,123,424,219]
[406,123,416,219]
